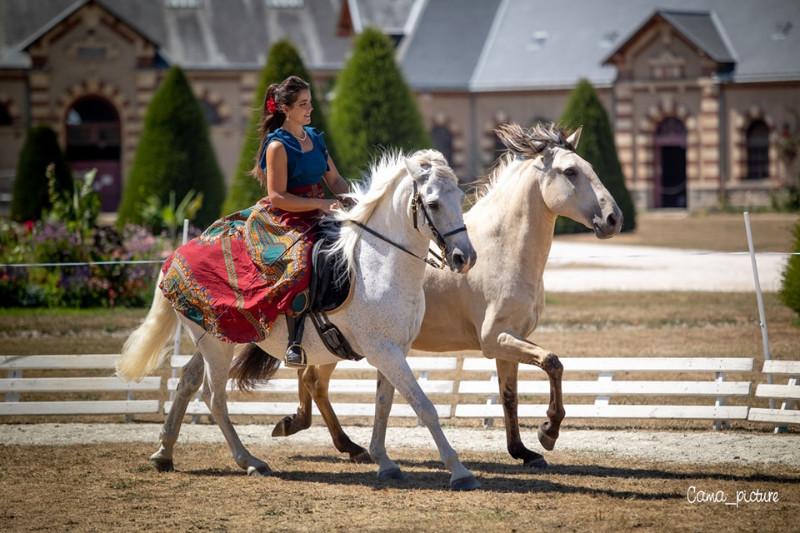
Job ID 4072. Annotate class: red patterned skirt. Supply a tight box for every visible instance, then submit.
[159,184,325,343]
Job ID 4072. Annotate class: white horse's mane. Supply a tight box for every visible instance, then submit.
[473,122,576,205]
[322,149,457,279]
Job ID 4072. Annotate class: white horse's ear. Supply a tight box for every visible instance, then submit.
[566,127,582,149]
[405,157,431,182]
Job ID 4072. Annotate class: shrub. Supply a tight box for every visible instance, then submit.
[779,218,800,316]
[558,79,637,234]
[0,220,171,308]
[117,66,224,228]
[10,126,73,222]
[223,40,335,213]
[329,27,430,178]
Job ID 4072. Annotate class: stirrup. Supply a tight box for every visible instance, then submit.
[285,343,307,368]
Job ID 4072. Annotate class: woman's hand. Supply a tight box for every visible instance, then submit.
[319,199,341,214]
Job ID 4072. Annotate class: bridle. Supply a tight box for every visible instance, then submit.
[350,175,467,269]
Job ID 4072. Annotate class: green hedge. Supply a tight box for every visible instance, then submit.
[329,27,430,178]
[10,126,73,221]
[780,218,800,316]
[117,66,224,228]
[558,79,636,234]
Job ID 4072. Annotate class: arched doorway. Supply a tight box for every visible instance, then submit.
[745,120,770,180]
[64,96,122,212]
[654,117,687,208]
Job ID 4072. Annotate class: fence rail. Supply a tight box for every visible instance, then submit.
[2,353,796,428]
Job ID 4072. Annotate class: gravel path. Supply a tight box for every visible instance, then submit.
[3,423,798,467]
[544,242,787,292]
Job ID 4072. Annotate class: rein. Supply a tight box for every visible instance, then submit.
[348,178,466,270]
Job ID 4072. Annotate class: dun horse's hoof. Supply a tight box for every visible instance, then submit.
[150,457,174,472]
[350,450,373,464]
[271,416,293,437]
[247,464,272,477]
[524,455,548,469]
[377,467,405,481]
[450,475,481,491]
[538,426,558,451]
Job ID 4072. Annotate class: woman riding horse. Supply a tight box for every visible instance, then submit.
[159,76,349,368]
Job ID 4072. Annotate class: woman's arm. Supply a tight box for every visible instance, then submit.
[267,141,337,212]
[323,157,350,196]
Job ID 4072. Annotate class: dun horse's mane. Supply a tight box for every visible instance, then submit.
[473,122,576,203]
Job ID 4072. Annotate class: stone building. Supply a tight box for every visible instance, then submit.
[1,0,798,214]
[402,0,800,210]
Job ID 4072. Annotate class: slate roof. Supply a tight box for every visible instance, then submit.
[398,0,501,91]
[0,0,415,70]
[401,0,800,90]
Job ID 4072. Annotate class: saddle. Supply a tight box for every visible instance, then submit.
[288,222,363,361]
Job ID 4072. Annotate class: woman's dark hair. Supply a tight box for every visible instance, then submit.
[251,75,311,183]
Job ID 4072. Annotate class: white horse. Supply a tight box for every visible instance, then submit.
[117,149,480,489]
[266,123,624,468]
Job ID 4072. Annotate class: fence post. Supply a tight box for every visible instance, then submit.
[6,369,21,403]
[743,212,784,432]
[713,371,728,431]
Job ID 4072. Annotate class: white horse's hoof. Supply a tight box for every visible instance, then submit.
[149,457,174,472]
[247,465,272,477]
[377,467,405,481]
[450,475,480,491]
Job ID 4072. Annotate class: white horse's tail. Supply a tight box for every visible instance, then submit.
[116,271,176,381]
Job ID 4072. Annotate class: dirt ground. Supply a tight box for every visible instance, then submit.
[0,442,797,532]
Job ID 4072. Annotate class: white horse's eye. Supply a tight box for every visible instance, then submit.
[564,167,577,178]
[426,201,440,210]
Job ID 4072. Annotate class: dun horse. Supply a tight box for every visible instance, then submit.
[269,123,623,467]
[117,150,482,489]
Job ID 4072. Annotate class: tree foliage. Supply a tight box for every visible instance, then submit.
[117,66,224,227]
[558,78,637,233]
[780,218,800,316]
[10,126,73,221]
[223,40,334,213]
[329,27,430,178]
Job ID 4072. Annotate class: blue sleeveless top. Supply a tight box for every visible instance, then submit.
[259,126,330,188]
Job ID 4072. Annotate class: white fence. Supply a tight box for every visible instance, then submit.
[2,352,797,428]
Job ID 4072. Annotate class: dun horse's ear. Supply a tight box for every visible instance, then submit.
[566,127,582,150]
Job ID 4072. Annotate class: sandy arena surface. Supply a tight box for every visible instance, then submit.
[3,423,798,467]
[544,242,787,292]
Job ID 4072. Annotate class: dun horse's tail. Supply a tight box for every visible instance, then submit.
[116,271,176,381]
[230,344,281,392]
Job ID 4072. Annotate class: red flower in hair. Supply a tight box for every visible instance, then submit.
[266,96,277,114]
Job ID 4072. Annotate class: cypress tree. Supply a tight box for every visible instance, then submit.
[780,218,800,316]
[117,66,224,227]
[223,40,335,213]
[10,126,73,221]
[558,79,636,233]
[330,27,430,178]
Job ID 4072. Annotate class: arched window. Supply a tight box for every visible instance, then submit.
[746,120,770,180]
[430,125,453,165]
[0,102,12,126]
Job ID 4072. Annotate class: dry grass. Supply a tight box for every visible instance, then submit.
[557,211,798,252]
[0,442,797,532]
